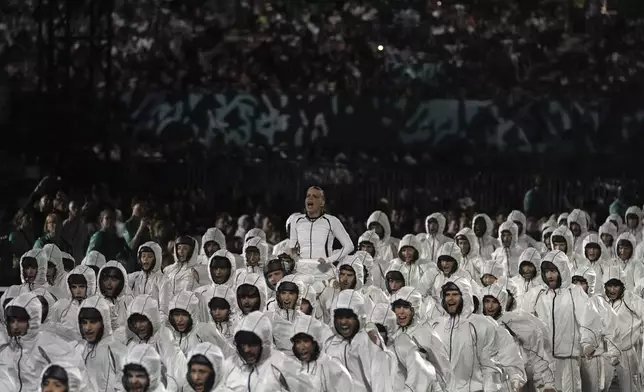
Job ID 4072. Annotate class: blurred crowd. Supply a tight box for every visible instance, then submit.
[1,0,644,99]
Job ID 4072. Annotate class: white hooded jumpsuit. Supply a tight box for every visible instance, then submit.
[491,221,525,278]
[454,227,484,283]
[388,234,435,296]
[510,248,544,298]
[129,242,167,306]
[416,213,454,263]
[97,260,135,327]
[183,342,225,391]
[164,236,206,298]
[507,210,540,250]
[240,237,269,275]
[472,213,501,260]
[39,362,91,392]
[606,232,644,291]
[50,264,97,341]
[366,210,399,263]
[121,343,168,392]
[357,230,392,294]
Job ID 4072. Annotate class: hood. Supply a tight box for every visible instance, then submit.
[245,228,267,243]
[497,221,519,247]
[236,272,268,311]
[78,295,113,337]
[242,237,269,271]
[173,236,200,266]
[235,311,273,364]
[32,287,56,323]
[425,213,447,235]
[614,232,637,260]
[567,209,588,234]
[66,265,97,298]
[480,259,507,279]
[40,363,85,392]
[581,233,608,262]
[437,242,463,270]
[336,255,365,290]
[599,222,618,242]
[397,234,422,262]
[210,285,237,315]
[201,228,227,255]
[358,230,380,249]
[480,283,509,314]
[6,292,42,340]
[301,284,316,306]
[541,250,571,289]
[332,289,366,324]
[187,343,225,388]
[602,265,627,286]
[367,211,392,242]
[625,206,642,223]
[472,213,494,237]
[366,303,397,341]
[97,261,131,300]
[19,249,49,286]
[389,286,423,314]
[354,251,374,286]
[507,210,527,235]
[557,213,569,226]
[123,344,163,391]
[209,249,238,286]
[168,291,201,331]
[605,214,624,233]
[542,226,556,243]
[61,252,75,270]
[518,248,542,272]
[275,275,306,309]
[570,265,597,294]
[440,279,475,317]
[42,243,66,287]
[291,314,327,345]
[137,242,163,273]
[127,294,162,337]
[455,227,479,257]
[0,285,23,322]
[81,251,107,270]
[550,226,575,258]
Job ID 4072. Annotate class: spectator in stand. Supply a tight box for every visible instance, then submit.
[524,176,548,220]
[33,212,73,254]
[86,209,131,267]
[62,200,89,264]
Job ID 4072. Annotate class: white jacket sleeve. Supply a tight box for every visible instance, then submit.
[493,324,526,388]
[571,287,602,350]
[156,326,188,382]
[476,317,505,392]
[195,323,236,358]
[319,358,355,392]
[327,216,354,264]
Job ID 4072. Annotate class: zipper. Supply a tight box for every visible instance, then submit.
[448,317,455,360]
[551,292,557,356]
[309,221,314,258]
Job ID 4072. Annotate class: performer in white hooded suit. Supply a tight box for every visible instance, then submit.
[121,343,168,392]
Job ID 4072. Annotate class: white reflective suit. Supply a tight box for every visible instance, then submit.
[579,233,609,295]
[233,273,268,326]
[357,230,391,293]
[323,290,400,392]
[624,206,643,244]
[240,237,269,275]
[606,232,644,291]
[567,209,590,255]
[201,285,239,344]
[389,234,435,296]
[507,210,540,250]
[521,250,603,392]
[598,222,618,260]
[97,260,134,327]
[81,250,107,274]
[196,250,239,309]
[164,236,206,298]
[472,213,501,260]
[40,362,90,392]
[433,280,504,392]
[416,213,454,262]
[182,342,225,391]
[50,265,97,341]
[0,292,86,392]
[219,311,315,391]
[121,344,168,392]
[353,251,390,305]
[454,228,484,283]
[129,242,167,306]
[510,248,544,298]
[74,295,127,392]
[245,228,274,256]
[291,315,354,392]
[424,242,477,300]
[491,221,525,278]
[42,243,69,299]
[366,210,399,263]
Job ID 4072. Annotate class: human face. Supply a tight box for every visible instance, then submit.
[483,297,501,318]
[171,310,190,333]
[443,290,461,315]
[7,318,29,337]
[334,315,358,338]
[387,278,404,294]
[605,283,623,301]
[513,221,523,235]
[125,369,149,392]
[300,300,312,315]
[368,222,384,239]
[239,343,262,364]
[210,265,230,285]
[439,259,456,275]
[139,251,155,272]
[393,304,413,327]
[238,292,260,315]
[338,268,356,290]
[279,290,298,310]
[100,275,121,298]
[501,231,512,247]
[70,284,87,300]
[189,363,213,392]
[427,219,439,235]
[210,307,229,323]
[601,234,613,248]
[543,233,552,250]
[359,242,375,257]
[618,242,633,261]
[627,215,639,229]
[245,248,261,267]
[47,262,57,284]
[400,247,415,263]
[481,274,497,286]
[305,187,324,217]
[552,241,567,253]
[68,201,79,218]
[585,246,601,262]
[23,265,37,283]
[80,318,102,343]
[543,268,560,289]
[45,215,58,236]
[204,241,220,258]
[473,218,486,237]
[42,378,66,392]
[520,262,537,280]
[293,336,315,362]
[177,244,191,262]
[456,237,470,256]
[573,278,589,294]
[131,318,152,340]
[569,222,581,238]
[267,270,284,286]
[100,211,115,230]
